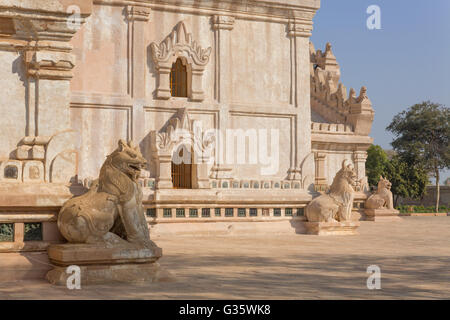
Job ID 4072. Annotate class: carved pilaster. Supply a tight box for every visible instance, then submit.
[211,15,235,177]
[353,150,368,182]
[314,152,328,191]
[125,5,150,143]
[287,14,315,184]
[212,15,235,103]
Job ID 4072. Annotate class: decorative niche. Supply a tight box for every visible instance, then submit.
[150,21,212,102]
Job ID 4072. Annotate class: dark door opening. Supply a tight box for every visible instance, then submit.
[171,145,192,189]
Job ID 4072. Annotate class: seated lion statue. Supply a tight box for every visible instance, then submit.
[306,160,357,223]
[365,176,394,210]
[58,139,155,248]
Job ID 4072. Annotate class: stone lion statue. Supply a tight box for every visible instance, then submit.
[58,139,155,248]
[365,176,394,210]
[306,160,357,223]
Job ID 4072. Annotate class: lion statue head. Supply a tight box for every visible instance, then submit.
[377,176,391,191]
[97,139,147,202]
[330,159,357,194]
[108,139,147,181]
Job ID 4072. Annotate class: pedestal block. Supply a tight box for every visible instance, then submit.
[364,208,401,222]
[46,244,172,285]
[302,221,360,235]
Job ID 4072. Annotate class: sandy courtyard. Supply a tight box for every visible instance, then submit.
[0,216,449,299]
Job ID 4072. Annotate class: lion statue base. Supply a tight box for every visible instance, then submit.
[46,140,173,285]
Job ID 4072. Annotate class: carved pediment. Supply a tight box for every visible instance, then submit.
[155,108,192,151]
[150,21,212,67]
[154,108,215,155]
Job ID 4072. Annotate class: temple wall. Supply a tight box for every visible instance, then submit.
[70,106,130,179]
[229,19,291,105]
[0,50,26,158]
[69,2,311,183]
[70,5,128,95]
[228,115,291,179]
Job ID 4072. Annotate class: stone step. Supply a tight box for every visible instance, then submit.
[0,252,51,281]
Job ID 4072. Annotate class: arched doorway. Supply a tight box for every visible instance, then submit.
[171,144,192,189]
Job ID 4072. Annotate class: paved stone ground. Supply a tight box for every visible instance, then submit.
[0,216,449,299]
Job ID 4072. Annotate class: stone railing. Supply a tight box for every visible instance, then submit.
[0,211,62,253]
[310,42,374,136]
[144,206,307,222]
[209,179,302,190]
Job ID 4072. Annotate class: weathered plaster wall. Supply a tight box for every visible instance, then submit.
[0,50,26,158]
[228,115,291,179]
[230,19,291,105]
[70,106,130,179]
[70,5,128,95]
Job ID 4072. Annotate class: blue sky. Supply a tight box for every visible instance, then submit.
[311,0,450,182]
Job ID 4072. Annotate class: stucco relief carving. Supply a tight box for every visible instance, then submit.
[150,108,214,189]
[150,21,212,101]
[125,5,151,22]
[155,108,193,152]
[154,108,214,156]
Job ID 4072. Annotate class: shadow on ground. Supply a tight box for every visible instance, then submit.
[1,253,448,299]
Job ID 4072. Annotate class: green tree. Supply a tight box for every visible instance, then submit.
[383,155,428,207]
[387,101,450,212]
[365,145,389,188]
[365,145,428,206]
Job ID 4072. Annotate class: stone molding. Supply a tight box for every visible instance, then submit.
[94,0,320,23]
[311,122,354,134]
[24,50,75,80]
[150,21,212,101]
[0,1,92,42]
[125,4,151,21]
[212,15,235,30]
[287,20,314,38]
